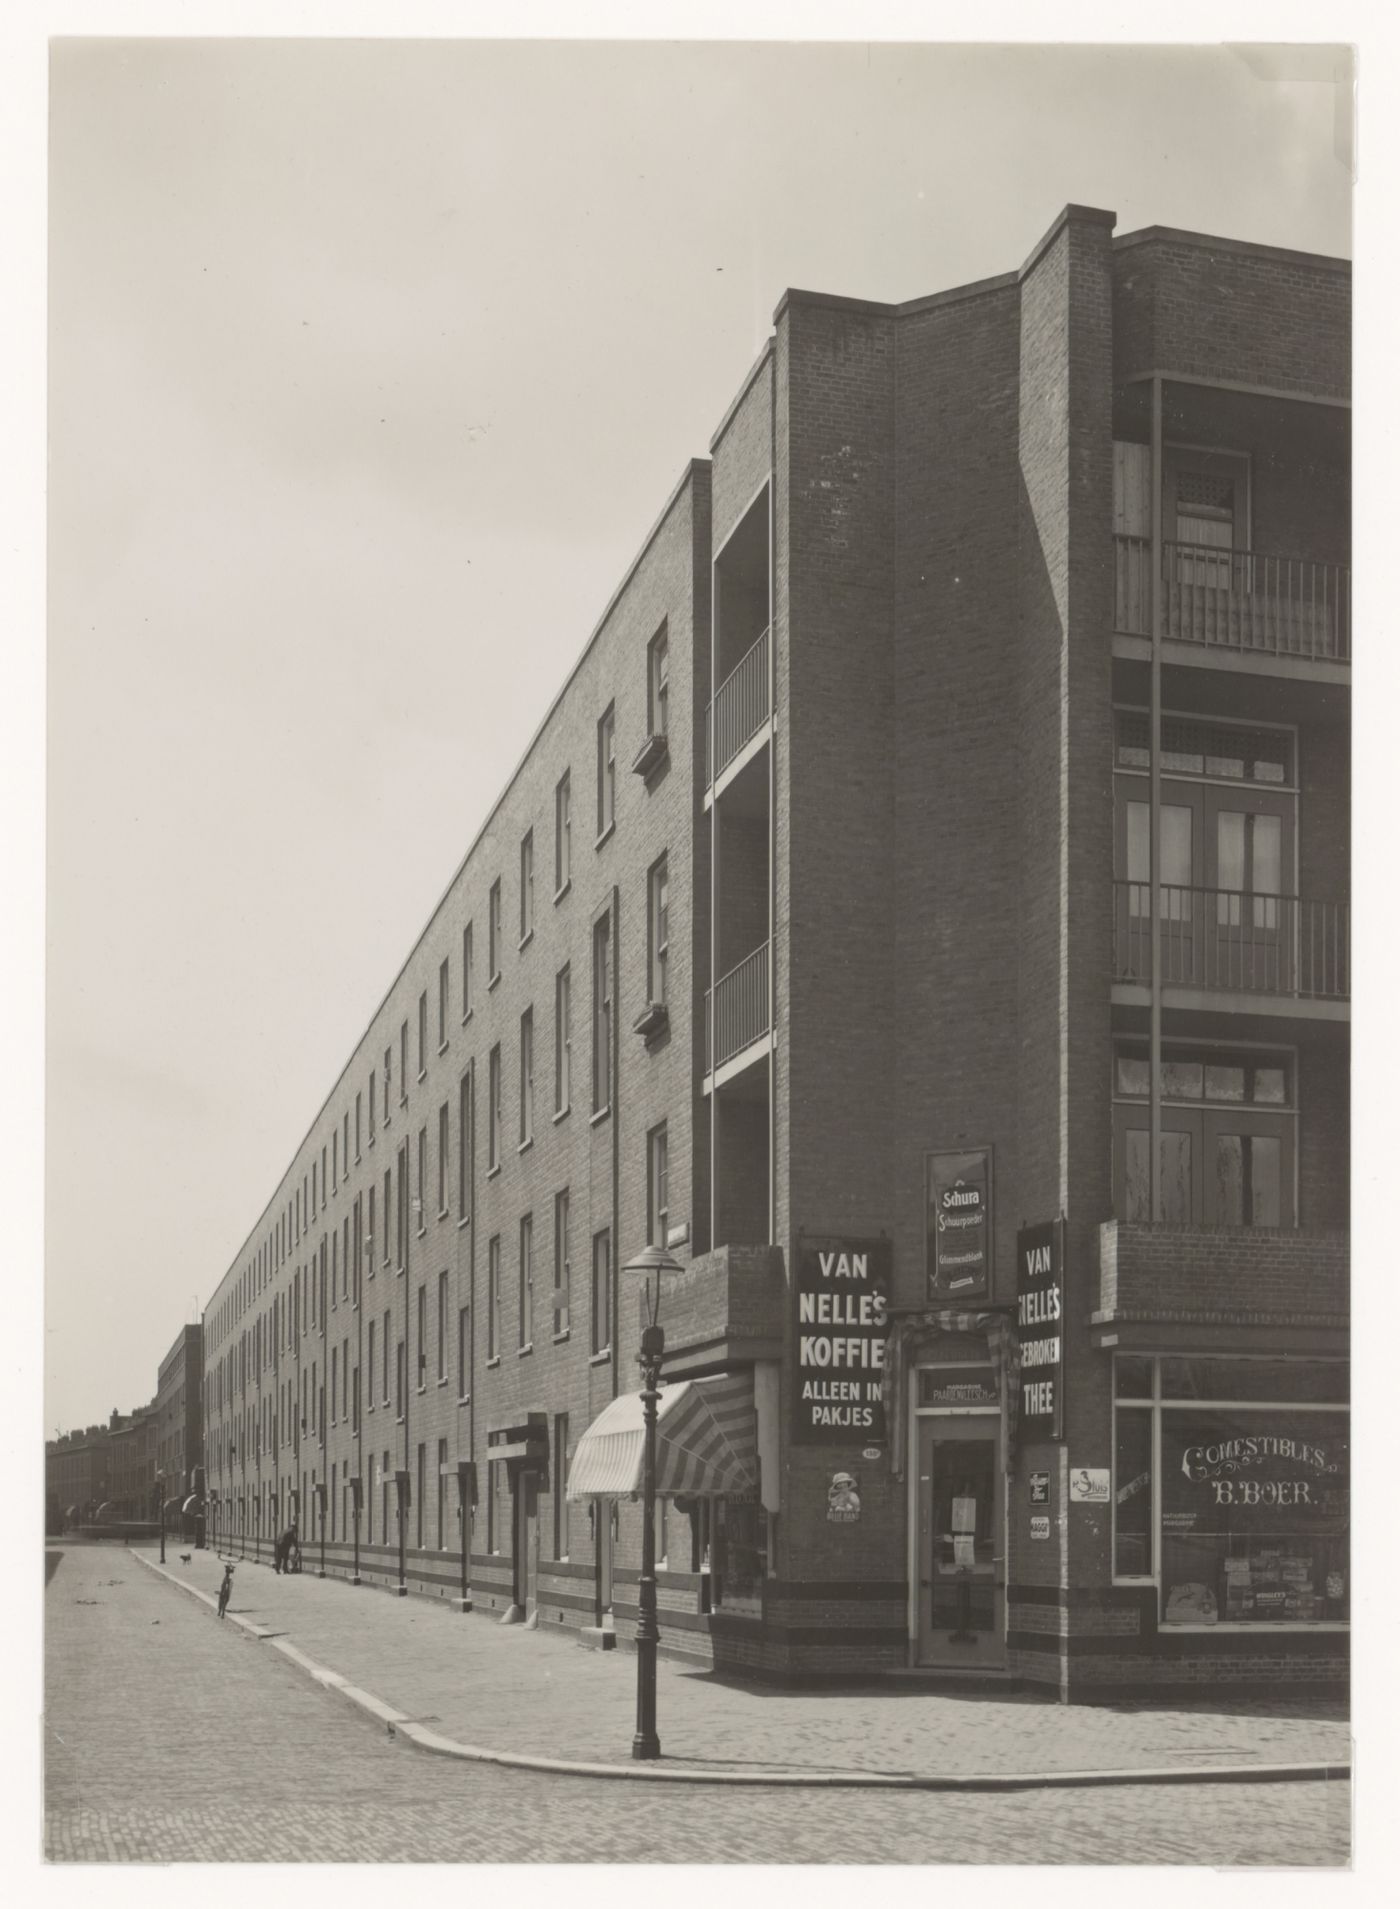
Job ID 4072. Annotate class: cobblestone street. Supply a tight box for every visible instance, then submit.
[43,1543,1350,1864]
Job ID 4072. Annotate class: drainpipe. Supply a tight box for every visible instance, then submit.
[1149,376,1163,1222]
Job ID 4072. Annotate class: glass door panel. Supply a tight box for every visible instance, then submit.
[1203,1110,1295,1227]
[1206,790,1294,993]
[1117,1110,1202,1225]
[916,1418,1005,1668]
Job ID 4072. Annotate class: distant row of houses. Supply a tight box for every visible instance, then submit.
[46,1323,204,1531]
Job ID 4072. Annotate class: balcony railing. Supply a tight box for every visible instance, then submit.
[707,626,771,786]
[1114,536,1350,663]
[705,941,771,1073]
[1113,882,1350,1001]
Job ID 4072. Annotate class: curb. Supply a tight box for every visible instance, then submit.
[132,1553,1352,1793]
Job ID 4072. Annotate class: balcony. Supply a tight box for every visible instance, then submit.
[705,941,770,1081]
[706,626,770,788]
[655,1244,786,1379]
[1094,1220,1348,1354]
[1114,537,1350,665]
[1113,883,1349,1005]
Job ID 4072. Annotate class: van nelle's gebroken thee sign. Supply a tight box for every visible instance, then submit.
[1016,1219,1064,1440]
[794,1240,891,1444]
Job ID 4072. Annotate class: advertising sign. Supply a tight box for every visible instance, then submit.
[1069,1468,1110,1504]
[793,1239,891,1445]
[1015,1219,1065,1440]
[1160,1416,1348,1537]
[1029,1514,1051,1541]
[927,1149,992,1299]
[1028,1471,1050,1506]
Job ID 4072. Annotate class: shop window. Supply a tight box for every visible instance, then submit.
[712,1495,767,1616]
[1112,1356,1348,1627]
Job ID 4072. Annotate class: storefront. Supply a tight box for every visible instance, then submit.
[1112,1354,1349,1631]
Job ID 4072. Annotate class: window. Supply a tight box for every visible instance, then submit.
[383,1170,392,1262]
[416,1125,427,1232]
[382,1309,391,1404]
[438,958,449,1050]
[356,1092,362,1159]
[648,1123,669,1247]
[591,1228,611,1354]
[416,1443,425,1549]
[396,1339,405,1419]
[648,624,669,737]
[367,1318,376,1412]
[555,966,571,1114]
[458,1069,472,1221]
[332,1129,338,1192]
[438,1102,449,1214]
[519,1009,534,1146]
[597,703,615,838]
[648,854,669,1006]
[520,831,534,943]
[367,1184,377,1278]
[462,922,474,1019]
[418,991,427,1079]
[487,1238,501,1360]
[400,1022,408,1105]
[555,771,571,894]
[553,1414,570,1559]
[592,915,611,1114]
[369,1073,376,1143]
[1113,1043,1295,1228]
[385,1045,393,1122]
[1112,1356,1348,1628]
[457,1304,470,1400]
[489,880,502,983]
[437,1270,448,1382]
[488,1045,502,1171]
[416,1284,427,1390]
[519,1214,534,1349]
[437,1437,448,1550]
[553,1190,570,1336]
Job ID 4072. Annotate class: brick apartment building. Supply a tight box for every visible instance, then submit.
[156,1323,204,1517]
[106,1401,159,1523]
[201,205,1348,1700]
[46,1423,113,1527]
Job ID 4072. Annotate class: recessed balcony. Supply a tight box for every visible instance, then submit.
[1112,883,1349,1011]
[1094,1220,1348,1354]
[655,1244,786,1379]
[704,941,771,1086]
[705,626,771,791]
[1114,537,1350,667]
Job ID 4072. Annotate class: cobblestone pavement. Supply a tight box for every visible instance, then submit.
[44,1543,1350,1864]
[125,1540,1349,1779]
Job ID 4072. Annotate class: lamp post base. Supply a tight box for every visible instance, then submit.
[451,1595,473,1614]
[631,1736,661,1761]
[394,1584,408,1597]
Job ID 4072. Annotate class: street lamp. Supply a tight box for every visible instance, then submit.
[349,1474,363,1585]
[314,1481,327,1578]
[620,1240,684,1762]
[154,1469,166,1564]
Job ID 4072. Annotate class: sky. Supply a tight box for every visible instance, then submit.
[41,34,1355,1439]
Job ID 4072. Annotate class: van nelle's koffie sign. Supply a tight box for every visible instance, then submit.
[927,1148,992,1298]
[1016,1219,1064,1440]
[794,1239,890,1444]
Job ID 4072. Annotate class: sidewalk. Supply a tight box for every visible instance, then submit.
[131,1544,1351,1788]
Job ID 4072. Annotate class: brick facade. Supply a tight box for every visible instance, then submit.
[196,206,1349,1703]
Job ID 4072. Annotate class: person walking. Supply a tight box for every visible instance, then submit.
[274,1523,297,1574]
[217,1563,234,1619]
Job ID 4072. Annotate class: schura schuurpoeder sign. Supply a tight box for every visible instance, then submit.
[927,1148,992,1299]
[793,1239,891,1444]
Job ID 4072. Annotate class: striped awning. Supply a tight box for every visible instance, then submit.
[567,1373,758,1501]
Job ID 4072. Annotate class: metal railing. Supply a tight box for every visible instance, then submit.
[1114,536,1350,663]
[1112,881,1350,1001]
[707,627,771,786]
[705,941,771,1073]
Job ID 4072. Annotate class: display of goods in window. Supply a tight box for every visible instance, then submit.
[1159,1412,1348,1626]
